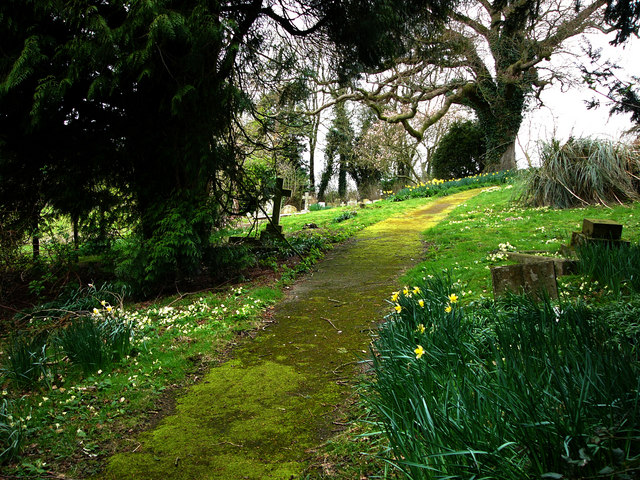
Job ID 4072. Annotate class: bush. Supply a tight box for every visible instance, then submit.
[365,275,640,479]
[519,137,640,208]
[431,120,486,180]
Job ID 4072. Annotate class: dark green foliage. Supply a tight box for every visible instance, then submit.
[0,0,455,285]
[366,275,640,478]
[332,211,358,223]
[3,332,50,390]
[577,241,640,296]
[431,120,486,179]
[604,0,640,44]
[57,315,132,375]
[518,137,640,208]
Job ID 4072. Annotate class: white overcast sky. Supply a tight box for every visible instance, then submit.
[518,31,640,166]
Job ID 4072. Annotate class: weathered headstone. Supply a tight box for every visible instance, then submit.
[282,205,298,215]
[506,252,578,276]
[261,178,291,240]
[491,261,558,300]
[303,192,313,212]
[570,218,628,248]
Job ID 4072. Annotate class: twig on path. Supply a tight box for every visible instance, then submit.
[320,317,340,332]
[327,298,346,306]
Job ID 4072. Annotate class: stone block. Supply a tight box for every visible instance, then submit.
[491,261,558,300]
[582,218,623,240]
[505,252,578,276]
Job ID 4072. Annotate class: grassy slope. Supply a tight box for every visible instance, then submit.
[403,185,640,301]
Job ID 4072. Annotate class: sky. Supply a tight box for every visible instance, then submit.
[518,31,640,166]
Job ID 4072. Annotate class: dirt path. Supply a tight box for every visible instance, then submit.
[100,190,479,480]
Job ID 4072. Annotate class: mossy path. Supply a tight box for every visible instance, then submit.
[100,190,479,480]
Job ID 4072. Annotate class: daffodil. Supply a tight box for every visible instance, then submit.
[445,304,452,313]
[448,293,458,303]
[414,345,425,359]
[100,300,106,306]
[418,299,425,308]
[394,304,402,313]
[92,308,99,315]
[417,323,425,334]
[391,291,400,302]
[413,286,421,294]
[106,305,113,313]
[402,286,409,296]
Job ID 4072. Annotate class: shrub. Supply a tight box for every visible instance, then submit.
[431,120,486,180]
[365,275,640,479]
[519,137,640,208]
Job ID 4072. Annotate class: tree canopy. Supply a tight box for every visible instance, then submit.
[324,0,612,171]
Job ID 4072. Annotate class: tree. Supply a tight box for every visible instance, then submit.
[1,0,453,284]
[431,120,486,179]
[319,98,354,201]
[328,0,609,171]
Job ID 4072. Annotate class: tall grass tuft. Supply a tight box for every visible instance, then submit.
[3,332,51,389]
[577,241,640,296]
[365,275,640,479]
[57,315,132,374]
[0,399,26,465]
[519,137,640,208]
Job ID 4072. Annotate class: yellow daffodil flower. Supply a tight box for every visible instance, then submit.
[100,300,106,306]
[417,323,425,334]
[445,304,452,313]
[418,299,425,308]
[414,345,425,359]
[413,286,421,294]
[391,291,400,302]
[448,293,458,303]
[394,304,402,313]
[92,308,99,315]
[402,286,409,296]
[106,305,113,313]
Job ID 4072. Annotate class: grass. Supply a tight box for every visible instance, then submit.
[366,275,640,479]
[0,285,282,476]
[402,185,640,301]
[5,173,637,478]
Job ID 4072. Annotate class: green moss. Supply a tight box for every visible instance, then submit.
[98,190,480,480]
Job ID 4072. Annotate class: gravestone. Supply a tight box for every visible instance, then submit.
[491,261,558,300]
[303,192,313,212]
[282,205,298,214]
[261,178,291,240]
[570,218,629,248]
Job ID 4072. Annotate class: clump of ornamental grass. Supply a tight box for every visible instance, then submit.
[519,137,640,208]
[365,274,640,479]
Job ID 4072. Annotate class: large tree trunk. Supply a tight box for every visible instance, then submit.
[498,141,517,171]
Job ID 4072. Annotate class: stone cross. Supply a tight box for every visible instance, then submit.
[263,177,291,238]
[303,191,312,211]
